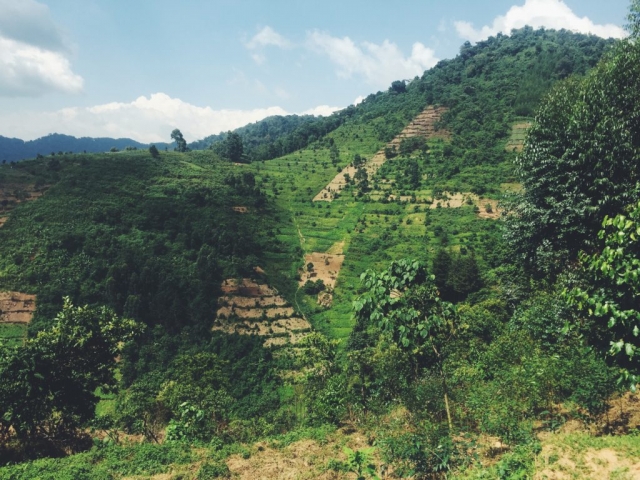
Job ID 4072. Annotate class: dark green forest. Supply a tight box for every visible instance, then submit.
[0,15,639,480]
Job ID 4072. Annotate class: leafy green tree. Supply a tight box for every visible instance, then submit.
[353,259,458,430]
[149,144,160,158]
[505,39,640,273]
[171,129,188,152]
[567,201,640,390]
[0,299,141,441]
[627,0,640,38]
[225,132,244,163]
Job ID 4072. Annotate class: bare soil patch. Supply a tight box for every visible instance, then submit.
[232,206,249,213]
[314,106,449,202]
[299,253,345,291]
[219,295,289,308]
[221,278,277,296]
[213,279,311,347]
[427,191,502,218]
[0,292,36,324]
[216,306,295,320]
[225,431,373,479]
[0,217,7,228]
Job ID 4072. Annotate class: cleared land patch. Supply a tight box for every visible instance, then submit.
[0,291,36,324]
[428,192,501,219]
[213,278,311,347]
[505,121,532,152]
[225,429,373,480]
[314,106,450,202]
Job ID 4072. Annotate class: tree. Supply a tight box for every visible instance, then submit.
[225,132,244,163]
[171,129,188,152]
[505,38,640,274]
[353,259,458,431]
[0,299,141,441]
[149,144,160,158]
[567,201,640,390]
[627,0,640,38]
[389,80,407,94]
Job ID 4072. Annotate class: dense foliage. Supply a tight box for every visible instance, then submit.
[505,39,640,273]
[0,25,637,478]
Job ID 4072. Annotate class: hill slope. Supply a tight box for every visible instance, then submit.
[0,133,171,163]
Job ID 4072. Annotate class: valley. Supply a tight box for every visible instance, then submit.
[0,23,639,480]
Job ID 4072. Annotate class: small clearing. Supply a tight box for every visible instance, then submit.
[213,278,311,347]
[225,429,373,480]
[299,245,346,308]
[428,192,501,219]
[0,217,7,228]
[505,121,532,152]
[299,253,345,291]
[232,206,249,213]
[314,106,449,202]
[0,292,36,324]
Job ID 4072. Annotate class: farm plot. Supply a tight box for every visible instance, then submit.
[213,278,312,347]
[0,292,36,347]
[314,106,450,202]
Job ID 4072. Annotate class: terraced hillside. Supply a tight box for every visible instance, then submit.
[313,106,449,202]
[212,278,312,347]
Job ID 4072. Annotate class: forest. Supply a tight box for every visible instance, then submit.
[0,7,639,480]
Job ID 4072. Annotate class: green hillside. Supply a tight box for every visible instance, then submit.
[1,25,640,479]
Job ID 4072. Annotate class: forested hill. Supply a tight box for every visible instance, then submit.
[192,27,614,164]
[0,23,638,479]
[0,133,171,163]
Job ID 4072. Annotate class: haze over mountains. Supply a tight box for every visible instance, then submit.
[0,134,173,163]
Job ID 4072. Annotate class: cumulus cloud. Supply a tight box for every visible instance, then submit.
[246,26,292,49]
[245,26,291,63]
[0,0,83,97]
[307,31,438,88]
[0,93,342,143]
[455,0,626,43]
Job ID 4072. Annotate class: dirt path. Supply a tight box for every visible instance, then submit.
[313,106,449,202]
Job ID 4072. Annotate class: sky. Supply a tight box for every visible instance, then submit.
[0,0,630,144]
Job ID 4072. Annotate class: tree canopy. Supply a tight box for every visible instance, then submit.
[505,38,640,273]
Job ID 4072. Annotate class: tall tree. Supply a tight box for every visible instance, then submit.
[353,259,458,431]
[225,132,244,163]
[171,129,188,152]
[504,38,640,274]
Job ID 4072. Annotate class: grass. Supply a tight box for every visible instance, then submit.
[0,323,26,347]
[249,121,507,343]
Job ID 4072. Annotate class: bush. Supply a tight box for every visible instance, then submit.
[197,460,231,479]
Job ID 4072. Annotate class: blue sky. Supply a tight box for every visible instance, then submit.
[0,0,629,143]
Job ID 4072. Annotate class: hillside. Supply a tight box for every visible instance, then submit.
[0,133,172,163]
[0,26,638,479]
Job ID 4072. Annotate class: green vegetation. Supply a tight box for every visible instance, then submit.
[1,22,640,479]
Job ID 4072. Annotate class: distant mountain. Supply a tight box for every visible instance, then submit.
[0,133,172,163]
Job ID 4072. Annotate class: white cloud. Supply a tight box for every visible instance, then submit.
[353,95,365,105]
[0,93,342,143]
[0,0,83,97]
[246,26,292,49]
[302,105,341,116]
[307,31,438,88]
[455,0,626,43]
[245,26,291,63]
